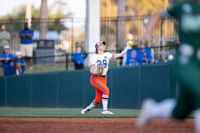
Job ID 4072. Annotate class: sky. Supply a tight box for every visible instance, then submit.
[0,0,86,18]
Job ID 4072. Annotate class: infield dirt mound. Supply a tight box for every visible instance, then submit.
[0,118,194,133]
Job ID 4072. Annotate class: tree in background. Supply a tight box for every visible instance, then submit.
[0,1,72,51]
[100,0,171,50]
[0,1,72,34]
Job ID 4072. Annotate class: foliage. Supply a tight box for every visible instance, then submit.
[128,0,169,15]
[102,0,170,17]
[0,4,72,33]
[100,0,173,48]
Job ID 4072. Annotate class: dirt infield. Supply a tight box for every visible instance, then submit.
[0,118,194,133]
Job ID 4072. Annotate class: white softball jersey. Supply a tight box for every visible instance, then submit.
[89,52,113,76]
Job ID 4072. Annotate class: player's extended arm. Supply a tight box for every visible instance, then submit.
[112,46,130,59]
[144,13,162,41]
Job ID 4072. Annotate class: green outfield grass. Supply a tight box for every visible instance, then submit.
[0,107,139,118]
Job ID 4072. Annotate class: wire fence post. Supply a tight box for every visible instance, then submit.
[65,53,69,71]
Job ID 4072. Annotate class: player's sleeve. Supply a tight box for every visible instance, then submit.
[161,2,181,19]
[106,52,114,61]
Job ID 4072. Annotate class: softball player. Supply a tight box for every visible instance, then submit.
[81,41,130,115]
[138,0,200,133]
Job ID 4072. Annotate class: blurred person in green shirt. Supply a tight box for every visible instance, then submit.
[138,0,200,133]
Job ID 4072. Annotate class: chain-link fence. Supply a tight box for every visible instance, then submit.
[0,16,178,75]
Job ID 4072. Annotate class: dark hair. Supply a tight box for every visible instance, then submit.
[95,48,98,54]
[95,43,98,54]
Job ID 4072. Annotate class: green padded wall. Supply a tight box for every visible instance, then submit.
[140,64,170,102]
[0,78,5,106]
[58,70,85,107]
[82,71,97,108]
[110,67,140,108]
[6,75,31,106]
[0,64,177,109]
[31,73,58,107]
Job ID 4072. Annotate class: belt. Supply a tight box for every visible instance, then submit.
[93,74,106,77]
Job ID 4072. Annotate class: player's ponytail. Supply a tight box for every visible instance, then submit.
[96,49,98,54]
[95,43,98,54]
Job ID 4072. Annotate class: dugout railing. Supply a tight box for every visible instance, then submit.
[0,44,177,76]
